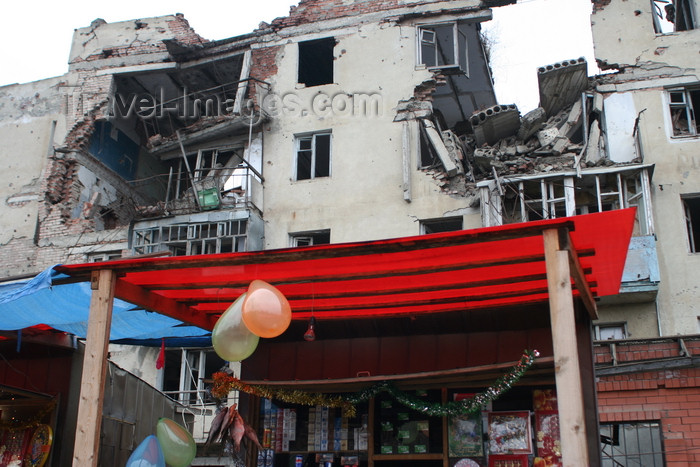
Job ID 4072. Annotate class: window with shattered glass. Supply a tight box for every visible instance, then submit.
[652,0,696,33]
[668,87,700,136]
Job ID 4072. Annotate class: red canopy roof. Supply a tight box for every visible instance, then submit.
[56,209,636,331]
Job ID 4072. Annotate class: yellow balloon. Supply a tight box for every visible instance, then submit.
[241,280,292,338]
[212,293,259,361]
[155,418,196,467]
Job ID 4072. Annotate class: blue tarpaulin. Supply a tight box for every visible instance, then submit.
[0,266,210,341]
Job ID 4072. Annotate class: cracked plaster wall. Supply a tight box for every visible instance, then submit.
[0,77,66,277]
[592,0,700,336]
[259,16,482,249]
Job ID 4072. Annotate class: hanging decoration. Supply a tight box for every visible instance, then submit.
[211,350,537,418]
[212,293,260,362]
[211,371,354,413]
[241,280,292,338]
[203,404,263,455]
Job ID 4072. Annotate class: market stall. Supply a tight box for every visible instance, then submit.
[55,208,636,467]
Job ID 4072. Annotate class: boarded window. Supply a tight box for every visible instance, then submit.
[298,38,335,87]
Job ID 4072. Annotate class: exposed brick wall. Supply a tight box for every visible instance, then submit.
[0,238,39,278]
[595,339,700,465]
[265,0,400,30]
[78,15,208,63]
[166,14,208,45]
[598,369,700,465]
[594,339,700,365]
[591,0,611,13]
[249,45,283,102]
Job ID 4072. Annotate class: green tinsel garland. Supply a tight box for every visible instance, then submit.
[212,350,537,418]
[345,350,538,416]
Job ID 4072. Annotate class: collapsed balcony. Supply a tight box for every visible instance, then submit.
[109,53,268,153]
[133,144,264,218]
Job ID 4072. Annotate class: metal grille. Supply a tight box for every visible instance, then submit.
[600,421,664,466]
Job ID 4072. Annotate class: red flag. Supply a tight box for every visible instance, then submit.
[156,338,165,370]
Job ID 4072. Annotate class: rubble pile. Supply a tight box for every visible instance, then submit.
[411,58,619,196]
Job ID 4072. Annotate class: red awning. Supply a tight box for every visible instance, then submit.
[55,209,636,331]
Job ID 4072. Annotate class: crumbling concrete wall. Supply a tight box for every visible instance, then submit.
[258,3,497,248]
[591,0,700,336]
[69,15,206,70]
[0,77,66,277]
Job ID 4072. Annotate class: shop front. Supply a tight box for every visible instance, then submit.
[55,208,636,467]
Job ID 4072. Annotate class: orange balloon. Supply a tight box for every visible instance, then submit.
[241,280,292,338]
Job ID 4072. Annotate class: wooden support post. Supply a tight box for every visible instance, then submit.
[543,228,589,466]
[72,269,116,467]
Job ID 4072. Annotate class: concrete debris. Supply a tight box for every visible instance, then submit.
[470,104,520,147]
[517,107,546,140]
[585,120,603,165]
[537,127,560,147]
[422,120,460,177]
[537,57,589,116]
[394,98,433,122]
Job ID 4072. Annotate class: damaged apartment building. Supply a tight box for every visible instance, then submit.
[1,0,700,464]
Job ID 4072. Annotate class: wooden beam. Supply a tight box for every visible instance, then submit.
[72,270,116,467]
[561,230,598,319]
[55,218,578,279]
[543,228,590,466]
[114,278,215,330]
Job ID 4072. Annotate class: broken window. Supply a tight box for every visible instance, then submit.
[132,218,247,256]
[87,251,122,262]
[594,323,627,340]
[161,348,226,406]
[652,0,696,33]
[600,422,664,466]
[682,195,700,253]
[295,132,331,180]
[298,37,335,87]
[164,147,244,210]
[500,178,574,223]
[482,167,655,235]
[417,22,468,75]
[290,229,331,247]
[420,217,463,234]
[668,87,700,136]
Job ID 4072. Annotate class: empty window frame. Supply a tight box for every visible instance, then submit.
[290,229,331,247]
[161,348,227,406]
[490,168,655,235]
[668,87,700,136]
[501,178,575,223]
[132,219,247,256]
[167,148,241,202]
[652,0,696,33]
[295,132,331,180]
[298,37,335,87]
[87,251,122,262]
[600,422,664,467]
[417,22,468,74]
[420,217,463,234]
[682,195,700,253]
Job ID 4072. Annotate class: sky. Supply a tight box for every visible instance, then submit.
[0,0,596,112]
